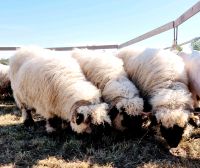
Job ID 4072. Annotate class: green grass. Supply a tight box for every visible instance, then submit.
[0,58,9,65]
[0,101,200,168]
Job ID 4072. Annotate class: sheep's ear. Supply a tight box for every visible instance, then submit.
[76,113,84,125]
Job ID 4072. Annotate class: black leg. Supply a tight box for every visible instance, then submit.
[23,109,35,127]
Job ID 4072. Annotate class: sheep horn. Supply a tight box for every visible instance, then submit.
[70,100,91,114]
[70,100,91,123]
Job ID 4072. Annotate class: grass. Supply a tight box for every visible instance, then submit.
[0,101,200,168]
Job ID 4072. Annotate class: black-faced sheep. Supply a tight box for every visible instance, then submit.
[117,47,193,147]
[9,46,111,134]
[72,49,144,132]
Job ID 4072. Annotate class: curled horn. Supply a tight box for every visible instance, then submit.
[70,100,91,123]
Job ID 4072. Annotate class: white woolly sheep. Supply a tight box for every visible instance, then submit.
[178,50,200,109]
[117,47,193,147]
[9,46,111,134]
[72,49,144,131]
[0,64,12,99]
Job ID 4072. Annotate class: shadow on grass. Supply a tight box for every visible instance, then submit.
[0,104,200,167]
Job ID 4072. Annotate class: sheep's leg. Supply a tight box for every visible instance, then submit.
[21,108,35,127]
[45,119,56,133]
[46,116,66,134]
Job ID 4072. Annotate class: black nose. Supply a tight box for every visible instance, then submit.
[143,98,152,112]
[160,124,184,148]
[109,106,119,121]
[90,122,112,135]
[121,112,144,129]
[76,113,84,125]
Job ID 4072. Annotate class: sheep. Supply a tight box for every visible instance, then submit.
[72,49,144,132]
[117,47,193,147]
[178,50,200,109]
[0,64,12,100]
[9,46,111,134]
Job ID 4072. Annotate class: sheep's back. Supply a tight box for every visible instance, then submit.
[118,48,188,96]
[10,49,101,120]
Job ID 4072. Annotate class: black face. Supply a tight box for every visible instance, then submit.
[121,111,144,130]
[109,106,151,134]
[76,113,84,125]
[160,124,185,148]
[194,107,200,112]
[90,122,112,136]
[143,97,152,112]
[109,106,120,121]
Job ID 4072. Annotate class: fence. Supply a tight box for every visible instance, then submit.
[0,1,200,52]
[119,1,200,49]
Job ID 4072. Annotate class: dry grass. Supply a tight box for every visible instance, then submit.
[0,101,200,168]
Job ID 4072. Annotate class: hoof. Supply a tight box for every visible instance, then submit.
[160,124,184,148]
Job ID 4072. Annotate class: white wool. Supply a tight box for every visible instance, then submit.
[9,46,110,133]
[155,107,189,128]
[70,103,111,133]
[115,97,144,115]
[178,50,200,107]
[90,103,111,124]
[72,49,144,116]
[118,47,192,128]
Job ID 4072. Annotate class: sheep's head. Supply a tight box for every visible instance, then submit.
[160,124,185,148]
[109,106,127,131]
[109,106,152,134]
[70,102,111,134]
[108,96,148,132]
[155,107,190,147]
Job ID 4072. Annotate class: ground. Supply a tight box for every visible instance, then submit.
[0,101,200,168]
